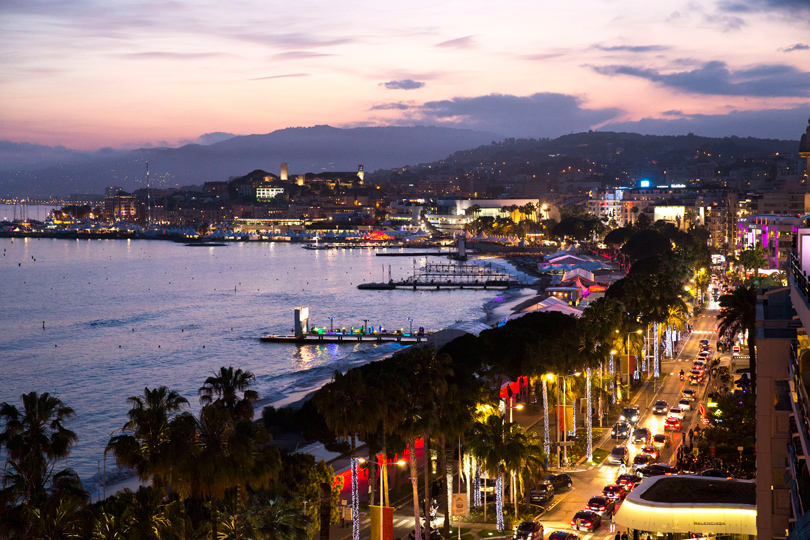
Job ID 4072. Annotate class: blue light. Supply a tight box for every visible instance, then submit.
[639,179,651,188]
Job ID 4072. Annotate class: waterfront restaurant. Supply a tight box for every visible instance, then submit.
[614,476,756,539]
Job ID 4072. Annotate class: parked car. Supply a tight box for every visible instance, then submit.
[586,496,615,516]
[664,417,681,431]
[652,434,671,449]
[652,400,668,415]
[632,427,651,444]
[601,484,627,501]
[667,407,684,420]
[547,533,579,540]
[620,406,640,424]
[616,473,642,490]
[607,445,630,465]
[611,421,632,439]
[636,463,678,478]
[543,473,573,490]
[570,511,601,532]
[513,520,544,540]
[529,481,554,503]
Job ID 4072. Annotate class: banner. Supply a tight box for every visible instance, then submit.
[452,493,468,517]
[556,405,573,433]
[370,506,393,540]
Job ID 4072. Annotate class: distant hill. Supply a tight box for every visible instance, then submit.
[373,131,800,185]
[0,125,501,198]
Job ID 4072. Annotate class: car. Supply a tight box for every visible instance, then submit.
[699,339,710,346]
[636,463,678,478]
[632,427,651,444]
[632,454,654,471]
[547,533,579,540]
[699,469,733,479]
[611,421,632,439]
[681,388,696,401]
[620,406,640,424]
[640,445,659,460]
[678,398,692,411]
[689,372,702,385]
[602,484,627,501]
[529,481,554,503]
[652,400,668,415]
[616,473,642,490]
[698,350,711,359]
[570,510,601,532]
[607,445,630,465]
[664,417,681,431]
[693,361,706,372]
[667,407,684,420]
[513,520,544,540]
[543,473,573,490]
[586,496,615,516]
[652,434,671,449]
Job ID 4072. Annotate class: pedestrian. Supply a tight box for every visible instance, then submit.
[622,532,628,540]
[615,533,621,540]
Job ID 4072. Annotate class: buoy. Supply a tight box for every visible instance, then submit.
[158,345,160,348]
[54,344,57,347]
[182,329,184,332]
[119,345,121,348]
[42,321,45,329]
[203,345,205,348]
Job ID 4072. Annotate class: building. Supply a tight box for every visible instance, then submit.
[256,186,285,200]
[105,186,125,198]
[615,475,756,538]
[103,192,137,221]
[737,214,801,268]
[280,163,288,182]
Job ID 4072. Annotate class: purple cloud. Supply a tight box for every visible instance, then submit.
[593,60,810,97]
[370,102,412,110]
[781,43,810,52]
[594,44,669,53]
[381,79,425,90]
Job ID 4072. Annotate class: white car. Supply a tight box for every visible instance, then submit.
[678,399,692,411]
[667,407,684,420]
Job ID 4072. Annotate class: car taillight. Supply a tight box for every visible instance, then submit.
[599,506,605,510]
[570,520,575,526]
[583,522,592,527]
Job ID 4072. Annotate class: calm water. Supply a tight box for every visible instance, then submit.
[0,238,518,487]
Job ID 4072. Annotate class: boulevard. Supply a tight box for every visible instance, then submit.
[365,301,727,540]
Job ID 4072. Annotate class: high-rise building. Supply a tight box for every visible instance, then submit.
[357,164,364,184]
[105,186,125,198]
[280,163,288,182]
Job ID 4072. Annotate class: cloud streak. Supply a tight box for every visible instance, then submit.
[593,44,669,53]
[250,73,309,81]
[780,43,810,52]
[436,35,475,49]
[593,60,810,97]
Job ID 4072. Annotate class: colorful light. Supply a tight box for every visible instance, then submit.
[473,461,482,507]
[586,367,593,461]
[654,322,660,377]
[351,456,359,540]
[542,379,550,455]
[609,352,615,404]
[495,473,504,531]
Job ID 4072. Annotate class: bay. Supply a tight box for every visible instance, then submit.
[0,237,518,487]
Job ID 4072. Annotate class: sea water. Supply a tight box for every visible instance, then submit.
[0,237,526,488]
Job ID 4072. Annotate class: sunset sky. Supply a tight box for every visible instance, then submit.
[2,0,810,150]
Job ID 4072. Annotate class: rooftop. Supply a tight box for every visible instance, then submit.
[639,476,755,506]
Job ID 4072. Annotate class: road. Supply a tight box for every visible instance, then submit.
[374,303,727,540]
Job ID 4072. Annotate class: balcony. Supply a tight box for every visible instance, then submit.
[790,246,810,332]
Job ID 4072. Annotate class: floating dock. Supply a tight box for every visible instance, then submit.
[259,333,426,344]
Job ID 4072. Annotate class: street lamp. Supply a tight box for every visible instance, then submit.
[359,457,406,540]
[409,317,415,335]
[503,399,523,506]
[328,317,335,333]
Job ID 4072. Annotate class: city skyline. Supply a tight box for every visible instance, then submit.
[2,0,810,151]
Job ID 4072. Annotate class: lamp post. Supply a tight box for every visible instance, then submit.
[329,317,335,333]
[363,319,370,334]
[616,329,643,391]
[359,457,406,540]
[409,317,414,335]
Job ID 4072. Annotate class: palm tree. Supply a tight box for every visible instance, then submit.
[0,391,80,514]
[314,369,378,540]
[119,486,181,540]
[107,386,189,491]
[515,435,546,515]
[717,284,757,395]
[466,415,530,531]
[248,492,313,540]
[189,404,239,540]
[199,367,259,421]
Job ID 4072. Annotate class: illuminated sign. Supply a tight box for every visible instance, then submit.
[639,179,651,188]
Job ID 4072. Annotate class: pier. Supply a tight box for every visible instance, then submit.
[359,260,530,290]
[259,307,429,345]
[259,333,425,344]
